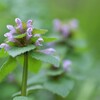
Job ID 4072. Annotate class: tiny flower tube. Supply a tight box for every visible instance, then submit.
[4,32,11,37]
[35,37,44,46]
[0,43,10,50]
[26,28,33,40]
[53,19,61,31]
[63,60,72,71]
[4,32,15,42]
[37,48,56,55]
[15,18,23,32]
[27,20,33,28]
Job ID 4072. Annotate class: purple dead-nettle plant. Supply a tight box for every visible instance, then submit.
[0,18,59,98]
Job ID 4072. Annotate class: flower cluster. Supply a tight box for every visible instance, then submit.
[0,18,56,56]
[0,18,44,49]
[53,19,78,37]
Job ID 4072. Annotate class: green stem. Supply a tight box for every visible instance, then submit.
[21,52,28,96]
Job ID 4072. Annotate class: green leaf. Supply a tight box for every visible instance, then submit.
[31,37,38,42]
[28,71,47,85]
[0,49,8,58]
[8,45,36,57]
[32,28,48,34]
[44,78,74,98]
[42,37,57,42]
[31,52,60,67]
[0,57,8,67]
[16,55,42,73]
[28,56,42,73]
[0,57,16,81]
[14,33,26,39]
[13,96,33,100]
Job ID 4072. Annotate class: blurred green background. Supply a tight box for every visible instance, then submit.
[0,0,100,100]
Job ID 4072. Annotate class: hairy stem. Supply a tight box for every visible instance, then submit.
[21,52,28,96]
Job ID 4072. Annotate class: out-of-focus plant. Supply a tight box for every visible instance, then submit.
[26,19,82,100]
[0,18,59,100]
